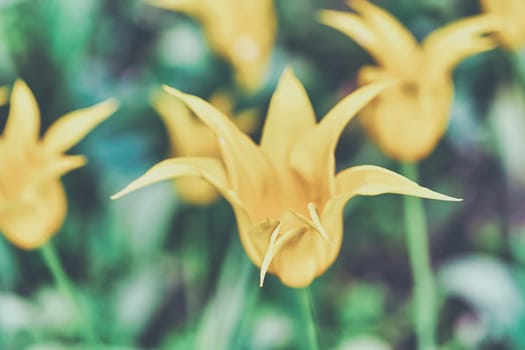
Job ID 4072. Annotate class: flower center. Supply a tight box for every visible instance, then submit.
[401,81,419,98]
[258,202,333,286]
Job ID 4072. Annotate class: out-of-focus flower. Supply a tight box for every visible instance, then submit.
[152,90,258,205]
[481,0,525,50]
[319,0,499,161]
[0,80,118,249]
[113,69,459,288]
[149,0,277,91]
[0,87,8,106]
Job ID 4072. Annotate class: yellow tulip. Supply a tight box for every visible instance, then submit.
[319,0,499,162]
[149,0,276,91]
[113,69,459,288]
[152,89,258,205]
[481,0,525,50]
[0,87,8,106]
[0,80,118,249]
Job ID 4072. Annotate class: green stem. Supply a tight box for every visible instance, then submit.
[296,287,320,350]
[509,51,525,91]
[401,162,437,350]
[40,242,97,345]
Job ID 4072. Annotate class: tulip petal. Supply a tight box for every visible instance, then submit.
[423,15,500,76]
[323,0,419,73]
[259,223,281,287]
[318,10,382,64]
[43,98,119,154]
[242,218,280,268]
[111,157,237,202]
[335,165,461,201]
[163,86,276,218]
[350,0,417,45]
[259,226,305,287]
[319,192,353,270]
[290,81,394,195]
[152,90,202,156]
[0,86,8,106]
[261,68,317,166]
[38,155,87,185]
[4,80,40,147]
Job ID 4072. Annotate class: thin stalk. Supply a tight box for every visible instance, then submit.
[401,162,437,350]
[40,242,97,345]
[296,287,320,350]
[509,51,525,91]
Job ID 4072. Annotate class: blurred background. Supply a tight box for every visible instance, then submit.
[1,0,525,349]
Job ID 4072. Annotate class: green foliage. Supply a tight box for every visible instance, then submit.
[0,0,525,349]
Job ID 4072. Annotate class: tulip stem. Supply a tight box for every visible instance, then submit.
[40,242,98,345]
[297,287,320,350]
[510,52,525,91]
[401,162,437,350]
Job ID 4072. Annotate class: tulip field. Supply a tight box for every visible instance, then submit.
[0,0,524,349]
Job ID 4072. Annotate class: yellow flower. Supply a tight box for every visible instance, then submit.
[113,69,459,288]
[149,0,276,91]
[319,0,498,162]
[152,89,258,205]
[0,80,119,249]
[480,0,525,50]
[0,86,8,106]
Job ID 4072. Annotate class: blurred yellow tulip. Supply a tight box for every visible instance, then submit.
[0,87,8,106]
[481,0,525,50]
[320,0,499,161]
[149,0,276,91]
[113,69,459,288]
[152,89,258,205]
[0,80,118,249]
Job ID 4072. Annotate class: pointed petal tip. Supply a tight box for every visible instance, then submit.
[414,186,463,202]
[12,79,28,90]
[439,194,463,202]
[162,85,190,104]
[162,84,183,96]
[281,66,296,80]
[101,97,120,113]
[91,97,120,121]
[317,9,343,24]
[110,188,127,200]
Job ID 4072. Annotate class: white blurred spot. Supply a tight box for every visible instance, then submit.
[233,34,260,62]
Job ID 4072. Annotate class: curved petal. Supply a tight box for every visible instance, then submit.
[151,90,205,156]
[111,156,237,203]
[318,10,381,60]
[480,0,525,50]
[43,98,119,154]
[259,226,306,287]
[0,86,8,106]
[163,86,277,218]
[349,0,420,72]
[4,80,40,148]
[318,164,461,271]
[335,165,461,201]
[318,192,353,273]
[290,81,394,196]
[423,15,500,76]
[38,155,87,185]
[260,68,316,167]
